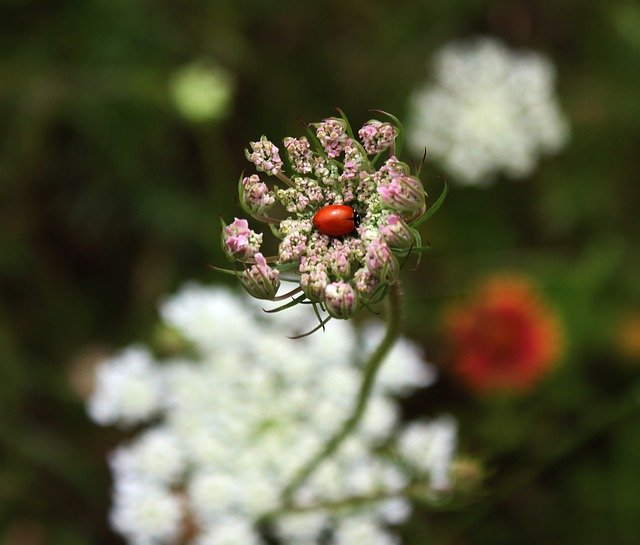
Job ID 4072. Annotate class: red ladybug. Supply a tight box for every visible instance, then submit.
[313,204,358,237]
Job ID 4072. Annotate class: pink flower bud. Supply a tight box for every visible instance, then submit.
[283,136,313,174]
[324,281,359,319]
[374,156,426,215]
[377,175,425,214]
[222,218,262,260]
[245,136,283,176]
[241,253,280,300]
[327,246,351,278]
[365,239,399,282]
[278,231,308,262]
[300,268,330,301]
[240,174,275,214]
[358,120,397,154]
[315,118,348,158]
[340,140,365,182]
[354,267,380,300]
[378,214,415,248]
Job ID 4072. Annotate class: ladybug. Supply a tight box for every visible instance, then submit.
[313,204,358,237]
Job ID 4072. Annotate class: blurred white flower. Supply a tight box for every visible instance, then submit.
[89,283,457,544]
[408,37,569,185]
[87,346,162,426]
[110,479,183,545]
[195,516,260,545]
[398,416,458,491]
[333,516,400,545]
[169,62,233,123]
[110,427,186,486]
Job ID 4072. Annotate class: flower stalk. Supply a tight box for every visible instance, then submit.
[281,280,403,503]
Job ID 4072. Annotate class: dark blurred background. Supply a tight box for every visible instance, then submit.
[1,0,640,543]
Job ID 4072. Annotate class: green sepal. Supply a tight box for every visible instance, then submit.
[411,244,431,254]
[275,262,299,273]
[346,136,374,173]
[270,223,283,239]
[219,215,229,255]
[310,301,327,331]
[369,283,390,305]
[209,264,242,276]
[288,315,332,339]
[371,150,384,168]
[335,108,355,139]
[262,293,307,313]
[304,123,328,158]
[328,157,345,170]
[416,147,428,177]
[410,181,448,228]
[412,229,423,269]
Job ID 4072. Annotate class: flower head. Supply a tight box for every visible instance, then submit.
[444,274,562,394]
[407,37,569,185]
[221,111,442,330]
[88,283,456,545]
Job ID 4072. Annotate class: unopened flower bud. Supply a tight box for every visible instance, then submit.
[314,118,349,158]
[241,253,280,300]
[328,246,351,278]
[358,120,397,154]
[354,267,380,300]
[245,136,283,176]
[378,175,425,214]
[240,174,275,214]
[222,218,262,261]
[300,269,330,301]
[283,136,313,174]
[340,139,365,182]
[379,214,415,248]
[365,239,399,282]
[324,281,359,319]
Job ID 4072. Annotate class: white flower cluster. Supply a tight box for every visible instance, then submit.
[88,283,457,545]
[408,37,569,185]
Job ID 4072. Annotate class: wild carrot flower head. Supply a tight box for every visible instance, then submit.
[408,37,569,185]
[220,110,445,330]
[88,283,457,545]
[444,274,562,394]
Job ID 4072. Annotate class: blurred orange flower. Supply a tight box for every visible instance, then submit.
[616,312,640,361]
[444,275,562,394]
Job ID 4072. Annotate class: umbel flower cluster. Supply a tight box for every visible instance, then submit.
[408,37,569,185]
[220,111,444,331]
[88,284,458,545]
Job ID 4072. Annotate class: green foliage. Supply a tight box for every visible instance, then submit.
[1,0,639,543]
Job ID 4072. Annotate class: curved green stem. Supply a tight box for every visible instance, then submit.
[264,481,432,521]
[280,281,403,503]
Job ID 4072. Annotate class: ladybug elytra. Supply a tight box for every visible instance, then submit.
[313,204,358,237]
